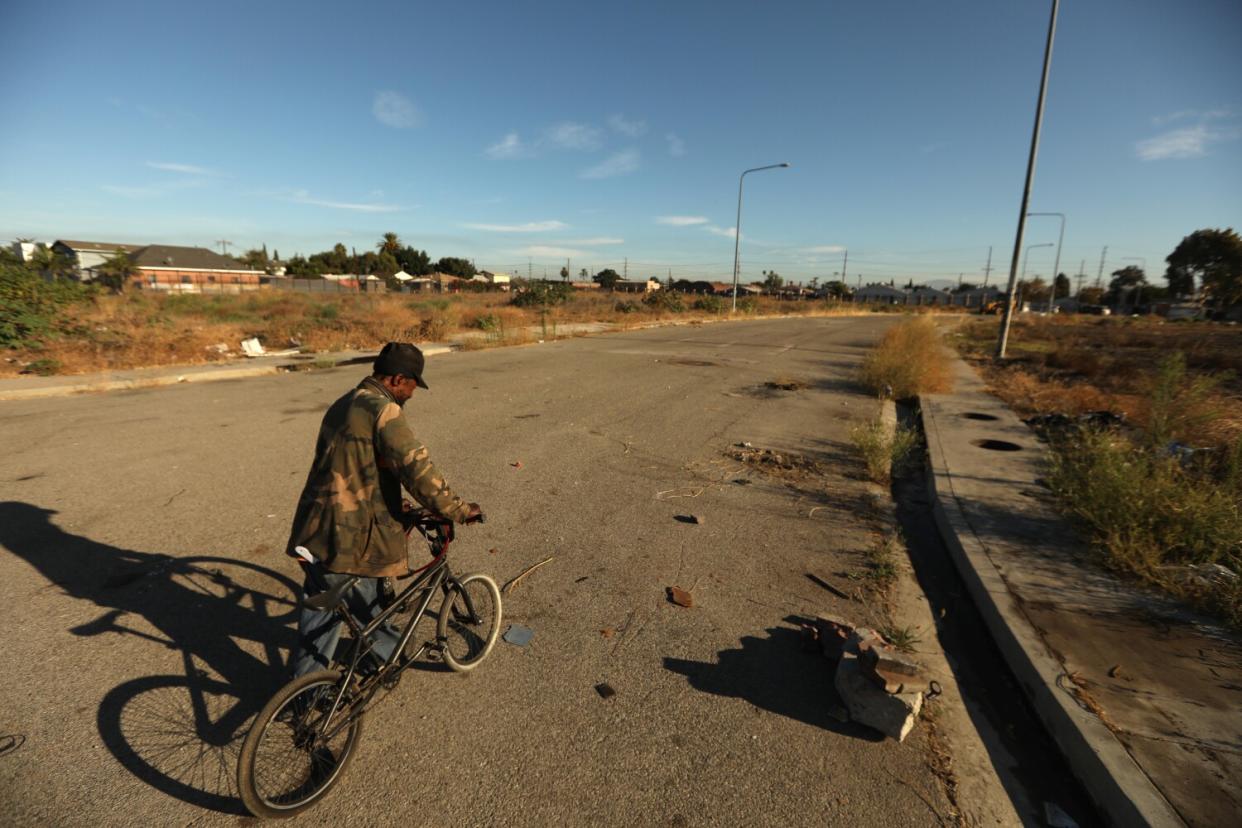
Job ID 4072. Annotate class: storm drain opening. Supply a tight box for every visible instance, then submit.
[961,412,1000,421]
[971,439,1022,452]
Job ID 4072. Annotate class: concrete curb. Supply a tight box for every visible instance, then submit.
[919,394,1184,827]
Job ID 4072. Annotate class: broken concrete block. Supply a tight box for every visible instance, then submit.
[860,646,925,692]
[835,654,924,742]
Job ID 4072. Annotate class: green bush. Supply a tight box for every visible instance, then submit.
[692,295,723,313]
[0,264,94,349]
[850,417,919,484]
[614,300,640,314]
[512,281,572,308]
[24,357,62,376]
[474,313,500,331]
[642,290,684,312]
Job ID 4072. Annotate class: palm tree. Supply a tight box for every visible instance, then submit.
[29,245,72,279]
[96,250,138,293]
[377,232,402,255]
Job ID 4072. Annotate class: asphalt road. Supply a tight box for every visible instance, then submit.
[0,315,957,826]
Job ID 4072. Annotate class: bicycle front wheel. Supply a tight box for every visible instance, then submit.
[437,573,502,672]
[236,670,363,818]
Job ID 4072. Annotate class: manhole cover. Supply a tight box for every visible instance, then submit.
[971,439,1022,452]
[961,412,1000,421]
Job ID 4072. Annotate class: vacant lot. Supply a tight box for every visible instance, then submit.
[954,315,1242,624]
[2,279,883,376]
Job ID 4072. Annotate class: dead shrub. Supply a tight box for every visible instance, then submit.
[858,316,952,398]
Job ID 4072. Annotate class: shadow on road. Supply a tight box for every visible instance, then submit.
[0,501,300,816]
[662,623,882,741]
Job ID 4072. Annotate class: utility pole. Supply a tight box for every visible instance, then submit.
[624,257,628,280]
[1075,259,1086,298]
[982,246,993,288]
[996,0,1060,359]
[216,239,233,255]
[528,258,532,281]
[1096,245,1108,289]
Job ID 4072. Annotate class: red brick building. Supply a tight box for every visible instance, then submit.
[129,245,261,291]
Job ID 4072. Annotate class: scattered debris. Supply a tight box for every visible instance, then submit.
[673,514,701,525]
[805,574,851,601]
[811,615,928,742]
[666,586,694,608]
[0,734,26,757]
[501,624,534,647]
[502,556,554,594]
[510,461,523,469]
[595,682,617,700]
[207,343,230,354]
[728,445,824,480]
[488,548,500,555]
[240,337,300,358]
[600,627,615,639]
[1024,410,1126,438]
[655,487,704,500]
[764,377,807,391]
[574,576,590,583]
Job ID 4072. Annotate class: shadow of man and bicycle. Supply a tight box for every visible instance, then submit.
[0,501,301,816]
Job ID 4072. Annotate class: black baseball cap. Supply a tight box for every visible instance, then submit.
[373,342,429,388]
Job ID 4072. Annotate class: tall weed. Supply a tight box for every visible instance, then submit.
[858,316,951,398]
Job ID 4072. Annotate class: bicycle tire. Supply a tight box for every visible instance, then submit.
[437,573,502,673]
[236,670,363,818]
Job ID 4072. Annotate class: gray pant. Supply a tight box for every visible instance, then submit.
[291,571,401,678]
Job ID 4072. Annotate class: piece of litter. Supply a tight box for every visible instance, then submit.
[502,556,554,594]
[667,586,694,608]
[502,624,534,647]
[600,628,615,639]
[266,514,276,518]
[510,461,523,469]
[673,514,701,525]
[489,548,500,555]
[575,576,590,583]
[595,683,616,700]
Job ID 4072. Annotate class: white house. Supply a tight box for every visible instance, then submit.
[52,239,143,280]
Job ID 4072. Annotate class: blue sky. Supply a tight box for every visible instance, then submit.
[2,0,1239,287]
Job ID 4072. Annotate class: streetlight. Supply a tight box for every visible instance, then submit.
[731,162,791,311]
[1017,242,1054,313]
[1027,212,1065,313]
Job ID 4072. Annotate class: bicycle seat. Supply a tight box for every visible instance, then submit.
[303,575,361,611]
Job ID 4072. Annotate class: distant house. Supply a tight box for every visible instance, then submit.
[11,240,40,263]
[568,281,600,290]
[952,286,1004,308]
[478,271,512,290]
[128,244,261,292]
[614,278,662,293]
[854,284,908,304]
[909,286,952,306]
[52,239,143,281]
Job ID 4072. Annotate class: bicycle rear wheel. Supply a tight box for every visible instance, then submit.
[437,573,502,672]
[237,670,363,818]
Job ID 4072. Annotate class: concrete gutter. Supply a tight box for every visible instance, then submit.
[920,361,1184,827]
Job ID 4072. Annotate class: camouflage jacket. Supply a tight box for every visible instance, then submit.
[286,377,469,577]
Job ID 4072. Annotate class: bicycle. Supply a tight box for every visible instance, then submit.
[236,510,502,818]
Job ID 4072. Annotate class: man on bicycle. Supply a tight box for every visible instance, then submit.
[286,341,481,677]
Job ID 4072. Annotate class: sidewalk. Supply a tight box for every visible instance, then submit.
[922,356,1242,827]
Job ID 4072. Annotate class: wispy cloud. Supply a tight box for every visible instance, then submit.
[705,224,737,238]
[574,237,624,245]
[608,114,647,137]
[464,220,568,233]
[287,189,406,212]
[665,133,686,157]
[485,132,530,160]
[373,90,421,129]
[147,161,218,176]
[803,245,846,254]
[1152,107,1232,126]
[515,245,586,259]
[1135,124,1238,161]
[580,149,640,180]
[546,121,603,151]
[657,215,708,226]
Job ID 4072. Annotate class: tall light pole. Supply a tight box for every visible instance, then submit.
[1019,243,1054,313]
[996,0,1061,358]
[731,162,791,311]
[1027,212,1065,313]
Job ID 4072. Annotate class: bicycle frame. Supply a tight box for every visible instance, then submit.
[310,516,484,739]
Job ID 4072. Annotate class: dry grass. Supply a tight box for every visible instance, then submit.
[2,287,895,376]
[850,417,919,485]
[858,316,953,398]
